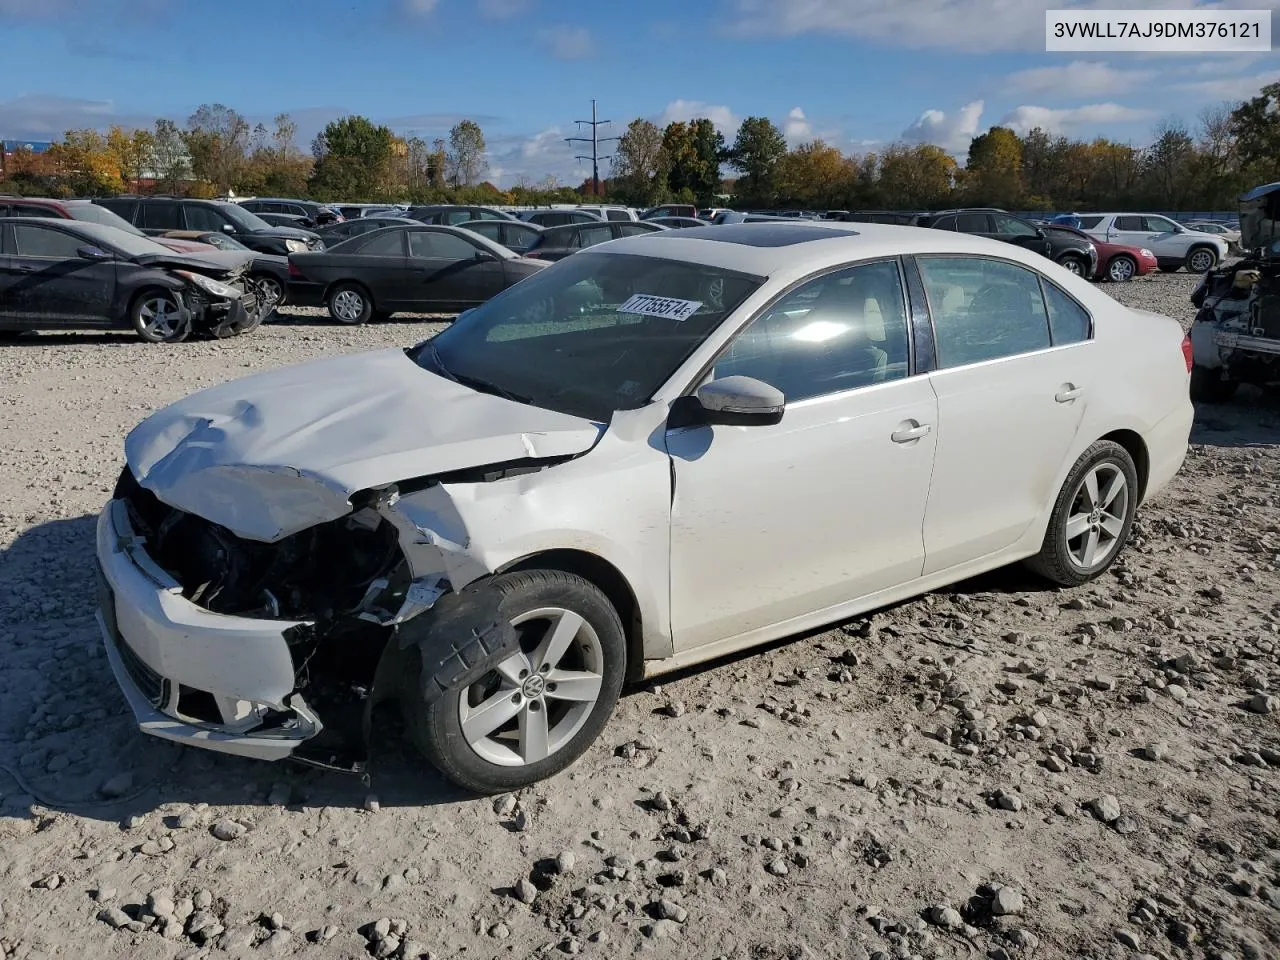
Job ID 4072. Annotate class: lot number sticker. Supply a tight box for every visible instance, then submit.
[618,294,703,321]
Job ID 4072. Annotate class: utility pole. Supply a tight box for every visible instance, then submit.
[565,99,618,197]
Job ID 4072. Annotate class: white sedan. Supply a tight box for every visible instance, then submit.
[96,222,1193,793]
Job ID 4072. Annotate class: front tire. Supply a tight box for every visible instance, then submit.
[1057,254,1087,278]
[1026,440,1138,587]
[1185,247,1218,274]
[327,283,373,324]
[130,290,187,343]
[1190,365,1238,403]
[405,570,626,794]
[1106,255,1137,282]
[251,274,285,309]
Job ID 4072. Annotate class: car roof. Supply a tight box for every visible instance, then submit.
[589,221,1057,280]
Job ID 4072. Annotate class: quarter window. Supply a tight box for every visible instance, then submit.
[12,224,85,258]
[712,259,912,402]
[141,201,182,231]
[356,230,406,256]
[917,257,1052,368]
[930,215,957,230]
[606,210,630,222]
[1041,280,1091,345]
[1077,216,1104,229]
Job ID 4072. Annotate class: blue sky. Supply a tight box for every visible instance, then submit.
[1,0,1277,186]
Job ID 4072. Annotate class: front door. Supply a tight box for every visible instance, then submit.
[667,258,938,650]
[913,255,1092,575]
[407,230,501,308]
[8,222,116,325]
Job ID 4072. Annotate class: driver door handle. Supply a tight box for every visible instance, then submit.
[891,421,931,444]
[1055,384,1082,403]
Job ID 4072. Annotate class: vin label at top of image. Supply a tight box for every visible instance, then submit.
[618,294,703,321]
[1046,9,1271,51]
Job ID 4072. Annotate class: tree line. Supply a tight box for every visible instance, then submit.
[2,82,1278,211]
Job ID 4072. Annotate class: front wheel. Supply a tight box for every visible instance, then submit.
[251,274,285,309]
[1186,247,1218,274]
[404,571,626,794]
[1026,440,1138,587]
[327,283,372,324]
[1057,254,1087,278]
[131,290,187,343]
[1190,365,1238,403]
[1106,255,1137,282]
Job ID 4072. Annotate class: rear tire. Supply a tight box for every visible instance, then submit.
[130,289,187,343]
[1185,247,1218,274]
[1026,440,1138,587]
[1106,255,1137,282]
[1189,365,1238,403]
[327,283,373,325]
[404,570,626,794]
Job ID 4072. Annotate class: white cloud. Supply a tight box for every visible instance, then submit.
[783,106,812,144]
[398,0,438,15]
[656,99,739,136]
[901,100,985,152]
[1173,68,1280,101]
[726,0,1278,53]
[998,102,1156,134]
[1006,60,1157,98]
[535,25,594,60]
[476,0,527,18]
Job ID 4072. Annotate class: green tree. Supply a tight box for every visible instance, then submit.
[182,103,249,192]
[728,116,787,207]
[151,118,189,192]
[688,118,725,206]
[962,126,1023,207]
[611,118,668,205]
[309,115,396,199]
[1229,81,1280,181]
[447,120,488,188]
[1143,119,1196,209]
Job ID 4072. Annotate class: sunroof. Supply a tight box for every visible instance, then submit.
[650,223,861,247]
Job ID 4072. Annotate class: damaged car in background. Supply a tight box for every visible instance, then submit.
[97,222,1193,793]
[0,218,265,343]
[1189,181,1280,401]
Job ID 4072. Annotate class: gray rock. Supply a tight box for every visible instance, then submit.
[1247,694,1277,714]
[1115,929,1141,949]
[991,887,1024,915]
[555,850,576,874]
[997,792,1024,812]
[98,773,133,798]
[211,818,246,841]
[96,907,132,929]
[651,790,674,811]
[1090,795,1122,823]
[656,898,688,922]
[493,794,517,817]
[488,921,511,939]
[1142,743,1167,761]
[514,877,538,904]
[928,905,963,928]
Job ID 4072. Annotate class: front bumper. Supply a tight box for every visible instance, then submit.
[95,499,321,760]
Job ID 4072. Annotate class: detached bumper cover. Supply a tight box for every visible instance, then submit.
[95,499,321,760]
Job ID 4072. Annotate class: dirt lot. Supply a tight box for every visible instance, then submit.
[1,272,1278,960]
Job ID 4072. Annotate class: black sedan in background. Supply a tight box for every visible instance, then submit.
[457,218,544,254]
[523,220,664,262]
[286,224,546,324]
[0,218,262,342]
[313,216,418,247]
[405,204,517,225]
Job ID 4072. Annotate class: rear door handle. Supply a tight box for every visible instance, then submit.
[891,421,931,444]
[1055,384,1081,403]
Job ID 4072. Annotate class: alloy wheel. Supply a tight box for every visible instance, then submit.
[459,607,605,767]
[255,276,283,307]
[331,289,365,322]
[138,296,179,339]
[1061,258,1084,276]
[1188,250,1214,273]
[1108,258,1135,282]
[1065,463,1129,569]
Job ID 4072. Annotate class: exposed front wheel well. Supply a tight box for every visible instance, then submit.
[502,549,643,679]
[1099,429,1149,502]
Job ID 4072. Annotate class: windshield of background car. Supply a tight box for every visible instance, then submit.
[68,203,145,235]
[220,203,272,232]
[418,252,763,421]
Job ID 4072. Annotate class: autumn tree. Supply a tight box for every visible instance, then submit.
[48,129,123,195]
[105,126,155,192]
[775,140,856,208]
[447,120,487,188]
[962,126,1023,207]
[183,103,250,192]
[611,118,667,205]
[1143,119,1196,209]
[151,118,190,192]
[728,116,787,207]
[876,143,956,208]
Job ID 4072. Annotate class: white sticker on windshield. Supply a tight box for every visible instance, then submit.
[618,293,703,321]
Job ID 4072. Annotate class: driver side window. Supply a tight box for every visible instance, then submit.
[711,260,911,403]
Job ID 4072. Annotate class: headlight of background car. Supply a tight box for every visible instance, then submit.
[285,239,307,252]
[1140,249,1155,258]
[175,270,241,301]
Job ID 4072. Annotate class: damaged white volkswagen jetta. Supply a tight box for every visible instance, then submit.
[97,222,1194,793]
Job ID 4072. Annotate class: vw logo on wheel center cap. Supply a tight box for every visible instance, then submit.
[522,674,546,698]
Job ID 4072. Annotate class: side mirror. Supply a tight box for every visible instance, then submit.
[77,245,111,261]
[222,223,236,234]
[1034,227,1045,239]
[671,375,785,427]
[474,249,495,262]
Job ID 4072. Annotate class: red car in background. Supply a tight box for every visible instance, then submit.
[1046,224,1157,282]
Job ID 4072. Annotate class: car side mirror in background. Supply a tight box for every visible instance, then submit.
[76,245,111,261]
[474,249,495,261]
[222,223,236,234]
[1035,227,1046,239]
[670,375,786,428]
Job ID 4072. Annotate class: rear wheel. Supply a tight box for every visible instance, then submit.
[1106,255,1137,282]
[1026,440,1138,587]
[1186,247,1218,274]
[327,283,372,324]
[1190,365,1238,403]
[1057,254,1087,278]
[404,570,626,794]
[130,290,187,343]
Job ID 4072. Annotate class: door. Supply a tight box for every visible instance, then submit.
[1105,215,1151,251]
[667,259,937,650]
[1138,215,1184,258]
[406,230,500,307]
[913,255,1092,575]
[990,213,1052,257]
[7,222,116,324]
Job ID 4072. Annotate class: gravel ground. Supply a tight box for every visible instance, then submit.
[1,271,1278,960]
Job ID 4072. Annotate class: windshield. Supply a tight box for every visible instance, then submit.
[415,252,763,421]
[69,203,145,236]
[220,203,273,232]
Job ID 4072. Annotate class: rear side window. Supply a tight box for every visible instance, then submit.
[12,223,84,258]
[537,213,569,227]
[473,209,504,220]
[442,210,472,225]
[184,204,228,232]
[95,198,136,221]
[1113,216,1143,231]
[614,223,658,237]
[141,202,182,231]
[1040,280,1092,345]
[465,221,503,241]
[930,215,957,230]
[13,204,57,218]
[955,213,990,232]
[606,209,630,222]
[917,256,1052,368]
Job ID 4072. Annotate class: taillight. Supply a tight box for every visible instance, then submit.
[288,261,304,279]
[1181,334,1193,373]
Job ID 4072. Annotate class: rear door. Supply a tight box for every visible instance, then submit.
[8,222,116,324]
[1106,215,1149,251]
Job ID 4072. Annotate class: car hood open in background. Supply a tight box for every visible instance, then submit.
[123,348,604,542]
[1239,181,1280,254]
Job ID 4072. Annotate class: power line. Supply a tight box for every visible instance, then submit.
[565,99,619,196]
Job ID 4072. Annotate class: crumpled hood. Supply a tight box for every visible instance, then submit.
[124,348,604,542]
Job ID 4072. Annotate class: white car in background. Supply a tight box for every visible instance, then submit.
[1077,213,1229,273]
[96,222,1194,793]
[1183,221,1242,254]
